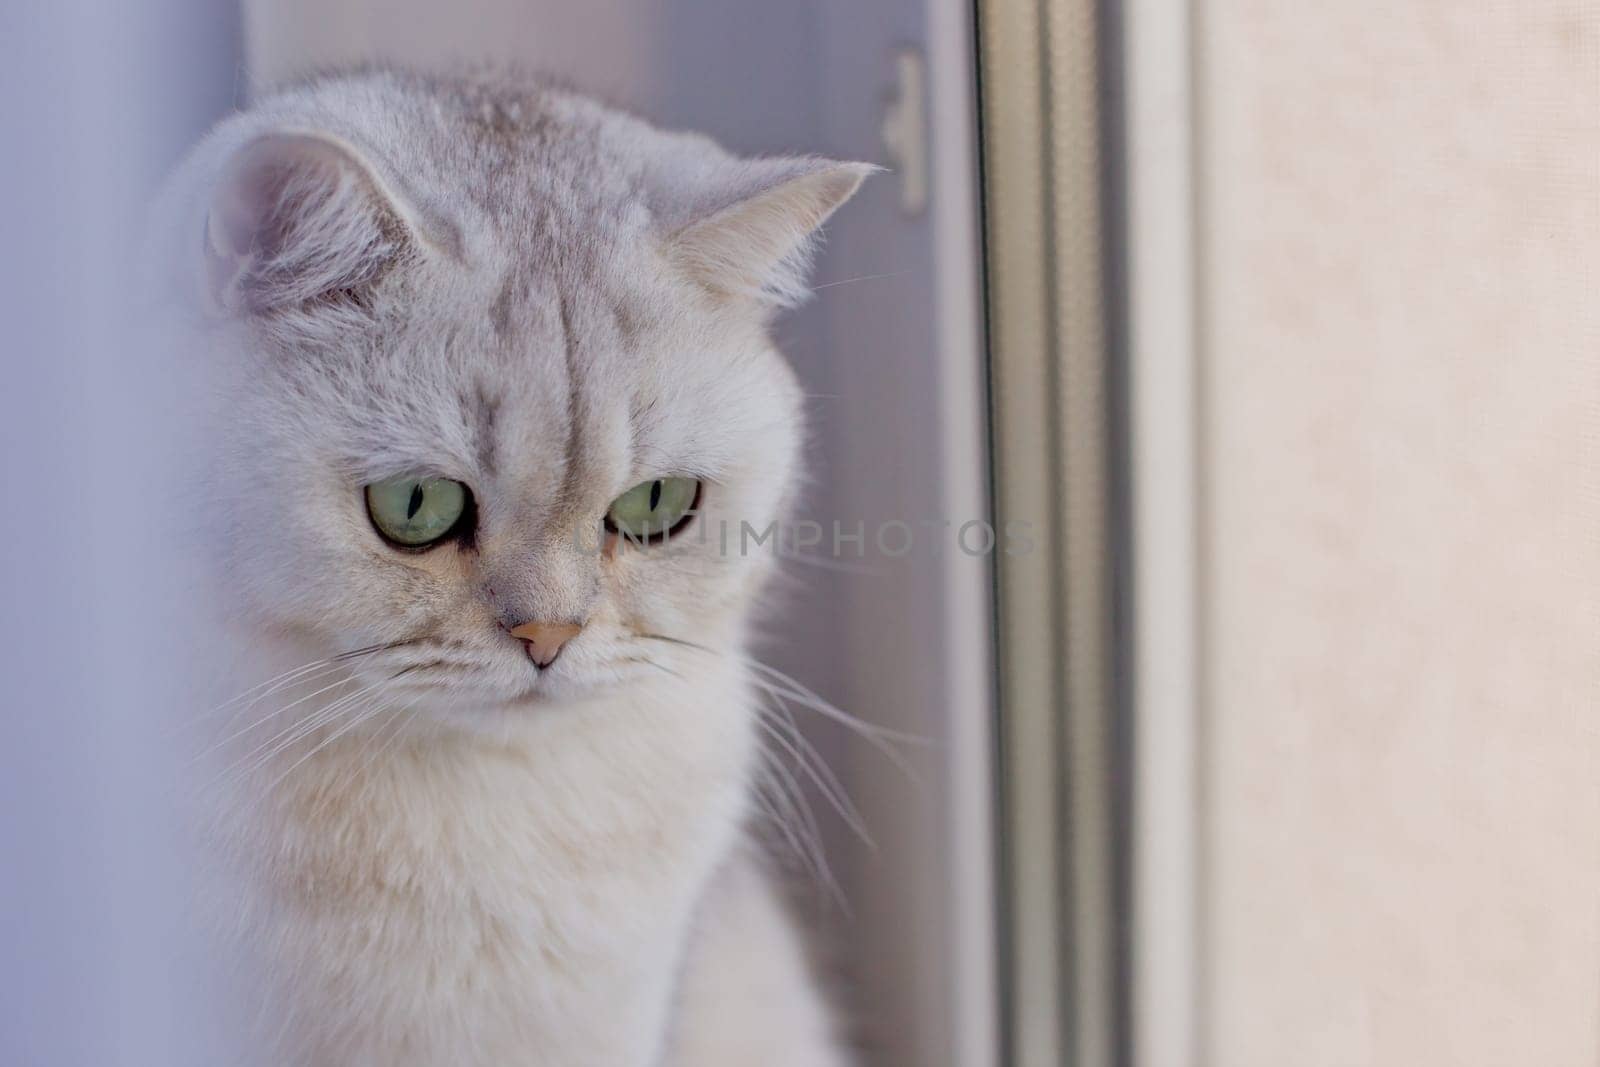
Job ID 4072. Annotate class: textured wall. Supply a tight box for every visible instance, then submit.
[1197,2,1600,1064]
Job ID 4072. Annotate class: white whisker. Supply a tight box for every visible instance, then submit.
[776,551,885,577]
[209,674,396,790]
[752,741,848,912]
[191,671,362,766]
[744,659,929,750]
[189,641,411,729]
[753,707,874,849]
[809,268,912,291]
[349,699,415,782]
[259,690,401,794]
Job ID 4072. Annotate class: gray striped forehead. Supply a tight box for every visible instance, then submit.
[325,237,683,534]
[262,73,751,519]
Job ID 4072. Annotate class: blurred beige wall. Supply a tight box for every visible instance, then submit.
[1196,3,1600,1065]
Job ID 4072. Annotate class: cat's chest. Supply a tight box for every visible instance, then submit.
[224,707,754,1066]
[257,722,750,937]
[258,868,680,1067]
[238,694,755,953]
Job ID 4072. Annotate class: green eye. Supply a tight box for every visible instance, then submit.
[605,477,701,542]
[365,475,470,548]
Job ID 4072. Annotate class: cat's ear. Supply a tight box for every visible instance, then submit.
[667,158,876,309]
[202,132,409,314]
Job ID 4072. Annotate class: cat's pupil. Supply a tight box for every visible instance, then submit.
[649,480,662,511]
[406,483,425,520]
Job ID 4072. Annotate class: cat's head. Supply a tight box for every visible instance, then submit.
[169,72,868,717]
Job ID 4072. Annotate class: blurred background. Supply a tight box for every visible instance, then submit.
[2,1,1596,1066]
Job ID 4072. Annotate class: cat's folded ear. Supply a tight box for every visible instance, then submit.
[666,157,877,309]
[202,132,411,314]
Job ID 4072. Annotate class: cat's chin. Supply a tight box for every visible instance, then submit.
[385,660,668,727]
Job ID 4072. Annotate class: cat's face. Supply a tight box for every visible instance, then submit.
[179,74,867,719]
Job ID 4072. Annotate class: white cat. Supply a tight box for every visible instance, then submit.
[157,68,869,1066]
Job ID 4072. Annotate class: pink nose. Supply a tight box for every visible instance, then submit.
[508,620,583,668]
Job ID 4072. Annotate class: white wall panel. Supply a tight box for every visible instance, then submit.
[1196,4,1600,1064]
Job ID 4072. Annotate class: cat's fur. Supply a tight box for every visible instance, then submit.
[156,69,868,1066]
